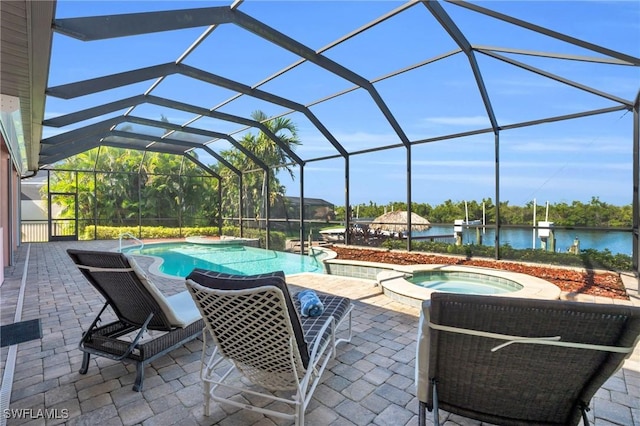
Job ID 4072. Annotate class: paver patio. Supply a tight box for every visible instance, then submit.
[1,241,638,425]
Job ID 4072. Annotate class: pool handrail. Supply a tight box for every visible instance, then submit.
[118,233,144,252]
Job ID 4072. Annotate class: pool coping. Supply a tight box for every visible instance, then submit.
[377,264,562,307]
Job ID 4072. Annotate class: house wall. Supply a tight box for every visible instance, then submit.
[1,139,9,271]
[0,133,20,274]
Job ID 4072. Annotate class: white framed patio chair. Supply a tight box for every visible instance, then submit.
[185,269,353,425]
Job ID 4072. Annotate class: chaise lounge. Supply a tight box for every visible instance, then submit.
[416,292,640,426]
[67,249,204,391]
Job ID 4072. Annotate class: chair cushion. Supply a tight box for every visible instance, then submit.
[294,291,351,350]
[127,256,201,328]
[186,269,310,368]
[165,292,203,327]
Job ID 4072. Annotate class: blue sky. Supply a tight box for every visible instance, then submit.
[45,1,640,207]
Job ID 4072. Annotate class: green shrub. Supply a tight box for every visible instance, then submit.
[85,226,220,241]
[85,225,287,252]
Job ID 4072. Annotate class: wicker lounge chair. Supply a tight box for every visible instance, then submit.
[185,269,353,425]
[416,293,640,426]
[67,249,204,391]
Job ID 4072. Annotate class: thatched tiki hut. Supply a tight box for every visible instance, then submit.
[371,211,431,235]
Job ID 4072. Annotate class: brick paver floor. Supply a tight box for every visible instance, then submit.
[1,241,638,425]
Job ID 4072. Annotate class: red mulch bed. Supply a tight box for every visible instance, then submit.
[328,245,629,300]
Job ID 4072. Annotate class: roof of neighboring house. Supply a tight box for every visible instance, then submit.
[284,196,334,207]
[21,175,46,200]
[21,183,44,201]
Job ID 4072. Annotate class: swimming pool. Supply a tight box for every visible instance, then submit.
[121,242,326,278]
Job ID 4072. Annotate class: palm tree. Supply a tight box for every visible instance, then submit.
[244,110,300,176]
[219,110,300,221]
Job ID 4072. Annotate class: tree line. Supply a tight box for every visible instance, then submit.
[336,197,632,228]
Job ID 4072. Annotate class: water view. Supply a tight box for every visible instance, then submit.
[414,225,631,256]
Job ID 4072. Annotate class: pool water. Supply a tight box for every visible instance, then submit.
[122,242,325,277]
[409,272,520,295]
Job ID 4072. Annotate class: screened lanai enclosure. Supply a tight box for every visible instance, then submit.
[4,1,639,268]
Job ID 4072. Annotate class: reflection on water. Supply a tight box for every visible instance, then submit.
[414,225,631,256]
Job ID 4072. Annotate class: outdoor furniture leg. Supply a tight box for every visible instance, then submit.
[418,401,426,426]
[133,362,145,392]
[79,352,90,375]
[581,403,591,426]
[204,381,211,415]
[432,380,439,426]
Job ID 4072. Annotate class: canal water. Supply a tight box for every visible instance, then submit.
[414,225,632,256]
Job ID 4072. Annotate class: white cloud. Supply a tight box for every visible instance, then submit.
[411,172,495,185]
[421,116,490,127]
[333,131,398,145]
[499,174,631,202]
[410,159,494,168]
[304,165,344,173]
[296,143,341,154]
[502,160,631,171]
[298,129,401,154]
[488,76,558,96]
[505,136,631,154]
[337,157,631,174]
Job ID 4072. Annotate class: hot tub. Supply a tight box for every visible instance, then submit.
[377,265,561,307]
